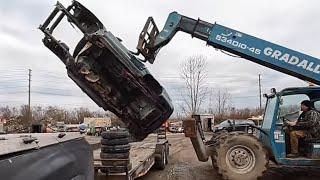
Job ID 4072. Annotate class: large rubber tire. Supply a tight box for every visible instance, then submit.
[210,132,229,169]
[101,130,129,139]
[100,152,130,159]
[165,143,169,165]
[214,132,268,180]
[101,144,131,153]
[101,138,129,146]
[154,144,166,170]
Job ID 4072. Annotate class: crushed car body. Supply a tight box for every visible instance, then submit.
[39,1,173,140]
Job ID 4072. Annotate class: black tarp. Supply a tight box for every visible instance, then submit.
[0,138,94,180]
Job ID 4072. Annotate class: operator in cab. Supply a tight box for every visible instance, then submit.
[287,100,320,158]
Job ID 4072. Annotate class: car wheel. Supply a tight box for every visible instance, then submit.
[154,144,166,170]
[100,152,130,159]
[101,130,130,139]
[101,137,129,145]
[101,144,131,153]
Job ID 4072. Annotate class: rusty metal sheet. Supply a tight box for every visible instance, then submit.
[183,119,197,138]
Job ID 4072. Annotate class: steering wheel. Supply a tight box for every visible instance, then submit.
[280,117,293,132]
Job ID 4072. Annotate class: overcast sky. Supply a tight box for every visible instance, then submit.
[0,0,318,114]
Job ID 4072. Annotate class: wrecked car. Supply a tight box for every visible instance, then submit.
[39,1,173,140]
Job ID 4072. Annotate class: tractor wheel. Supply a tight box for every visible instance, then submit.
[210,131,229,169]
[214,132,268,180]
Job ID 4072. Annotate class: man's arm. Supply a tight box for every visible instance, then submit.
[293,110,319,130]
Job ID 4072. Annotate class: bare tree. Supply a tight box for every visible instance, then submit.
[75,107,94,123]
[214,88,232,122]
[0,106,18,119]
[180,55,208,115]
[208,88,215,114]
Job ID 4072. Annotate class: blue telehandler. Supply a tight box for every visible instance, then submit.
[135,12,320,180]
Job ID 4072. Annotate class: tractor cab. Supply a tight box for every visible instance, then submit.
[260,87,320,166]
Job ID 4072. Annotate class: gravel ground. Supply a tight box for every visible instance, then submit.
[139,133,320,180]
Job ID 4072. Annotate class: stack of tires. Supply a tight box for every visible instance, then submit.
[100,129,131,173]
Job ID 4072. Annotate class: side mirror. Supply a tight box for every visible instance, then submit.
[270,88,277,94]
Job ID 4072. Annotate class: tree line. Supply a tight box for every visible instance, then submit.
[0,105,112,133]
[179,55,264,123]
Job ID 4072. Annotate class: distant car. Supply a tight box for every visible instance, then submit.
[56,122,66,132]
[39,1,174,140]
[169,126,184,133]
[79,124,88,134]
[213,119,255,134]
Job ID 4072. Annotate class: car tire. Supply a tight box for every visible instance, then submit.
[101,130,130,139]
[100,152,130,159]
[101,158,130,167]
[101,144,131,153]
[165,143,169,165]
[100,163,132,173]
[101,137,129,146]
[154,144,166,170]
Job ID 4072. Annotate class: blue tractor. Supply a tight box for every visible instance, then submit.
[135,12,320,180]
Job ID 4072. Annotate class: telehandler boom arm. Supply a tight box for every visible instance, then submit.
[137,12,320,85]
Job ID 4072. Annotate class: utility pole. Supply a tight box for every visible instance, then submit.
[258,74,262,113]
[28,69,32,127]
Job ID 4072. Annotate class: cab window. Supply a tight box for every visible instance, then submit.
[314,101,320,111]
[278,94,309,121]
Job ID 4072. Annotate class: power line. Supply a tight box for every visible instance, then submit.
[31,91,83,97]
[0,91,28,94]
[0,69,28,73]
[0,74,28,77]
[31,86,77,91]
[0,86,28,89]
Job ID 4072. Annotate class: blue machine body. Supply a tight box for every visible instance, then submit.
[139,12,320,167]
[260,87,320,166]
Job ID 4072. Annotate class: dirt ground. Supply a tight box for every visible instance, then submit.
[139,133,320,180]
